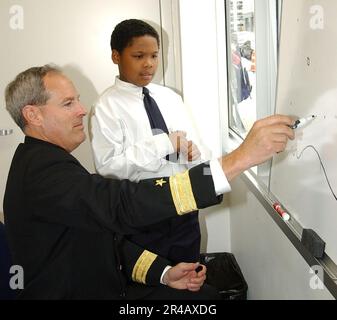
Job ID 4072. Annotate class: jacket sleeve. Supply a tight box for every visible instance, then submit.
[119,237,170,286]
[91,100,174,181]
[27,149,223,235]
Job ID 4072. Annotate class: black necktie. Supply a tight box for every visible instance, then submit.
[142,87,178,161]
[142,87,169,135]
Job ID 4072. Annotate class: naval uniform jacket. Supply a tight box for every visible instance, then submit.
[4,136,222,299]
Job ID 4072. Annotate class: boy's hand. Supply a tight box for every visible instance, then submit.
[187,141,201,161]
[169,131,188,153]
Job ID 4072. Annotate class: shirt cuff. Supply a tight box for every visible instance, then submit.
[160,266,172,285]
[210,159,232,195]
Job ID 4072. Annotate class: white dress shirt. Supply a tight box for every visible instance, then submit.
[91,77,231,194]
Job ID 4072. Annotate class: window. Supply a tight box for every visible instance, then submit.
[226,0,280,139]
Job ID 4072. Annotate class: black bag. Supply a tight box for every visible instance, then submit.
[200,252,248,300]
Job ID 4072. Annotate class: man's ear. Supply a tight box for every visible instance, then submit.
[111,49,120,64]
[22,105,43,126]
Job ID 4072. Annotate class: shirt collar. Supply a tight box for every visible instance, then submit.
[115,76,151,97]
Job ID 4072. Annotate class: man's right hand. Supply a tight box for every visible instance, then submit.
[219,115,295,182]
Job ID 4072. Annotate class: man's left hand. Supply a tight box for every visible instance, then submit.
[163,263,206,292]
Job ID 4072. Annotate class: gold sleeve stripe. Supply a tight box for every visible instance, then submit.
[169,170,198,215]
[132,250,157,284]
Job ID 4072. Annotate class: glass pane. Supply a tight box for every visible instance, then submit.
[227,0,256,137]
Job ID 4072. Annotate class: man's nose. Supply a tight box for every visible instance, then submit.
[77,102,87,116]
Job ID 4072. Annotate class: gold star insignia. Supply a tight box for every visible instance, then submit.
[155,178,167,187]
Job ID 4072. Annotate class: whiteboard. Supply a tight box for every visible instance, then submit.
[270,0,337,263]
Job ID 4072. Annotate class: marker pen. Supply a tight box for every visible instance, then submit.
[195,265,203,273]
[289,115,316,129]
[273,203,290,221]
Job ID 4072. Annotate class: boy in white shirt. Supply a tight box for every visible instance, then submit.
[91,19,206,264]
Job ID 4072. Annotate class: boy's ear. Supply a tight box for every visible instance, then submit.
[22,105,43,126]
[111,49,120,64]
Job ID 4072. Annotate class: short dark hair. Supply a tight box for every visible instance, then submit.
[110,19,160,53]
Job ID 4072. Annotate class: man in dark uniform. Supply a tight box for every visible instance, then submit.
[3,65,294,299]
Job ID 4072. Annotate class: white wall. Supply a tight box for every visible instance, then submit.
[179,0,227,156]
[0,0,168,222]
[230,178,333,300]
[178,0,231,253]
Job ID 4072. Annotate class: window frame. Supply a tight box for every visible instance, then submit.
[225,0,281,181]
